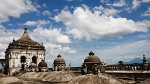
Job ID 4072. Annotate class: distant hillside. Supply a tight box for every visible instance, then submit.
[124,58,150,64]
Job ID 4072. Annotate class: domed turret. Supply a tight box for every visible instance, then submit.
[38,59,48,72]
[29,62,37,72]
[54,55,65,64]
[53,55,66,71]
[38,59,48,68]
[84,51,101,63]
[29,62,36,68]
[142,54,149,70]
[81,51,104,75]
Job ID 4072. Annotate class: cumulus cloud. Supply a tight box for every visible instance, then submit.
[32,27,71,44]
[0,26,75,62]
[55,5,150,40]
[96,40,150,64]
[30,27,76,66]
[131,0,150,10]
[0,0,37,23]
[93,5,120,16]
[0,28,23,58]
[0,28,23,44]
[24,20,50,26]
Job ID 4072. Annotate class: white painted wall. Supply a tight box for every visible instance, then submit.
[9,49,45,69]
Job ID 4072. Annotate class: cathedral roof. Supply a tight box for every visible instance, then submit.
[6,27,45,50]
[16,27,35,43]
[84,51,101,63]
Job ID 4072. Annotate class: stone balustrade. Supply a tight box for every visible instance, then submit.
[105,64,144,70]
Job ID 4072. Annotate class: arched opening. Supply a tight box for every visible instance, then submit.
[20,56,26,71]
[0,63,2,73]
[20,56,26,63]
[32,56,37,64]
[4,64,9,75]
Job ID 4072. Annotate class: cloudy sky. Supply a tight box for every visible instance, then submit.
[0,0,150,67]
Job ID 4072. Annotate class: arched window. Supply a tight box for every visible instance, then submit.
[20,56,26,63]
[32,56,37,64]
[20,56,26,71]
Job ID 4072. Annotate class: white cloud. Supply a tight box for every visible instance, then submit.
[0,28,23,58]
[42,10,51,16]
[55,5,150,40]
[142,7,150,16]
[24,20,50,26]
[0,28,23,44]
[49,46,76,55]
[57,35,71,44]
[102,0,150,12]
[0,27,75,62]
[31,27,76,66]
[24,21,37,26]
[112,0,126,7]
[94,5,120,16]
[32,27,71,44]
[37,20,50,25]
[30,27,75,60]
[0,0,37,23]
[97,40,150,64]
[142,0,150,3]
[132,0,141,10]
[1,26,149,66]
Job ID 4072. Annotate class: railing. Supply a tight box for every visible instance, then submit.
[104,64,145,70]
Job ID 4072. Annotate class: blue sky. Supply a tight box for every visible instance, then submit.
[0,0,150,67]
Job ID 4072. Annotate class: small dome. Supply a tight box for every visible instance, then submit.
[84,51,101,63]
[38,60,47,67]
[54,55,65,64]
[29,62,37,68]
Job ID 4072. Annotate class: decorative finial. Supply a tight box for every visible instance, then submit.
[142,54,147,63]
[13,38,15,42]
[89,51,94,55]
[23,26,28,34]
[24,26,27,30]
[143,54,146,60]
[57,54,61,58]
